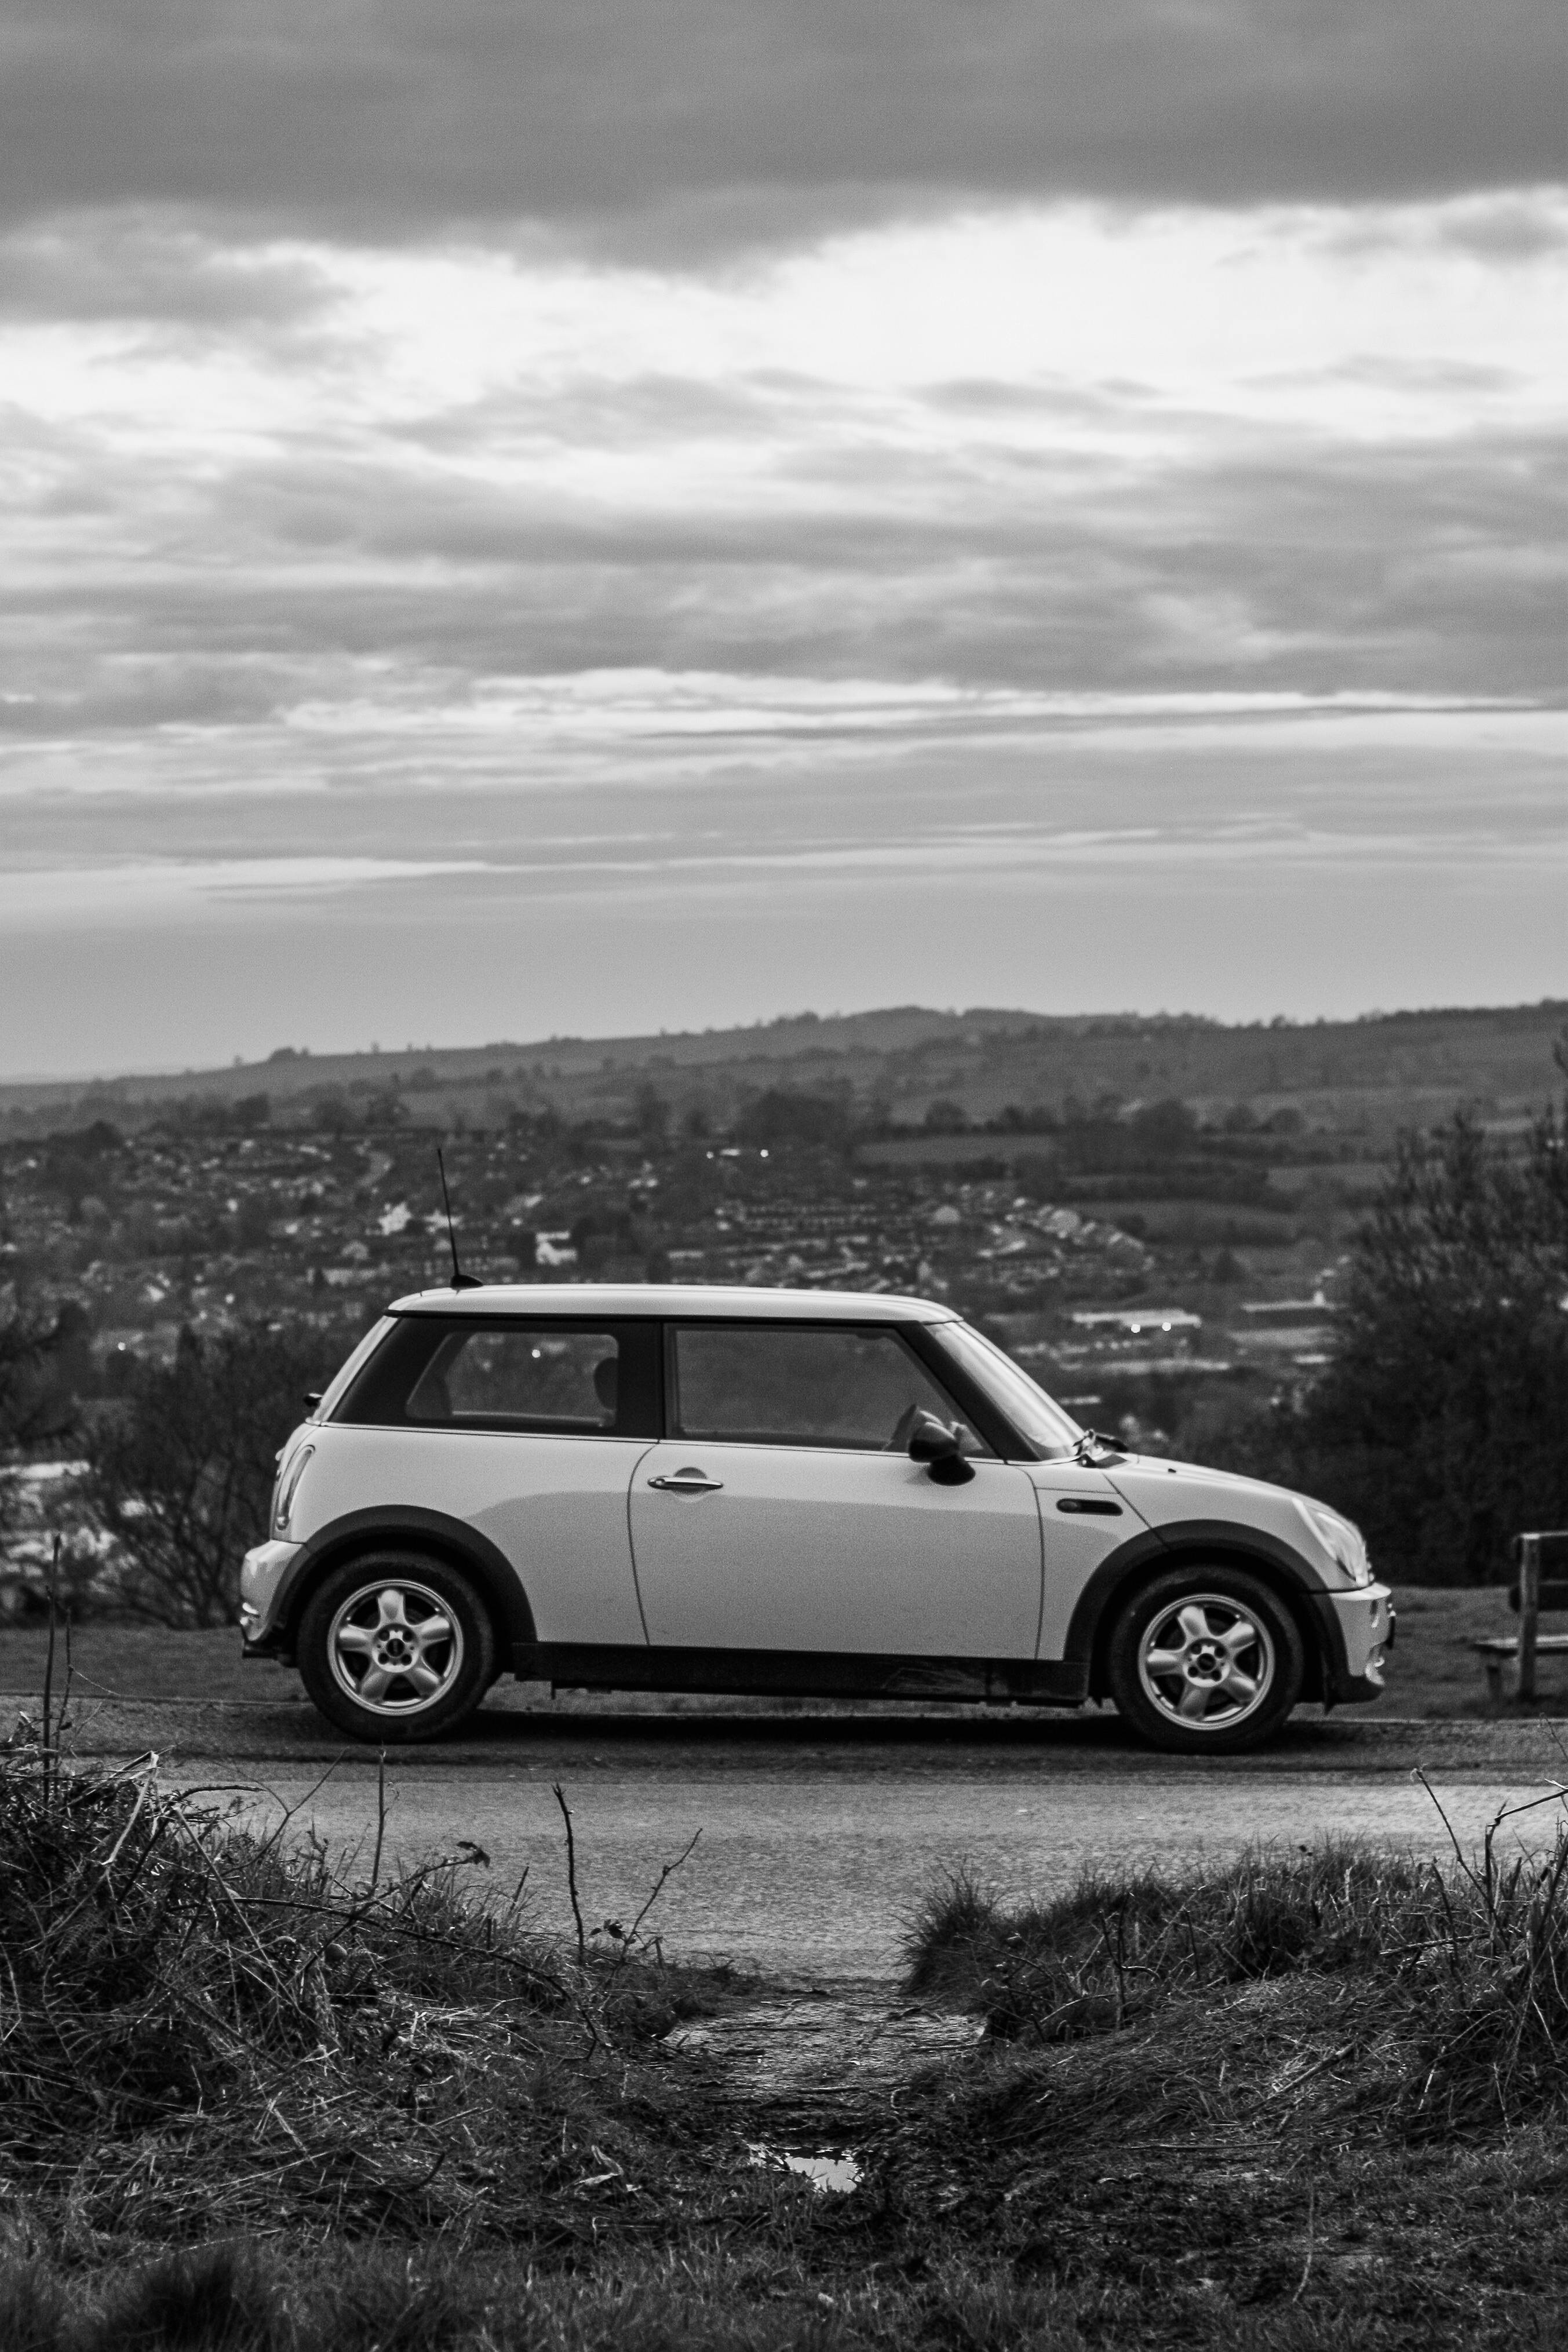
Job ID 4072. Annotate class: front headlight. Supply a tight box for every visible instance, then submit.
[1293,1497,1372,1584]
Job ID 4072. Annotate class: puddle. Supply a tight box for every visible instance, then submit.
[749,2142,863,2194]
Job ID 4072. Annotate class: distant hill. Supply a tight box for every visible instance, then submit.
[2,1000,1564,1141]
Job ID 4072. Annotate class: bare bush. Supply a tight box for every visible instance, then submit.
[81,1323,344,1624]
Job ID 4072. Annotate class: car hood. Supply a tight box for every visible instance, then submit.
[1106,1450,1281,1496]
[1099,1453,1330,1561]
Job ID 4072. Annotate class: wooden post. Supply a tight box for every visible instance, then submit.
[1518,1531,1541,1702]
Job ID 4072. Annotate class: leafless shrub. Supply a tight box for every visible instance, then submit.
[80,1323,342,1624]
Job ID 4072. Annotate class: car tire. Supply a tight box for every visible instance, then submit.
[297,1552,496,1744]
[1106,1565,1304,1754]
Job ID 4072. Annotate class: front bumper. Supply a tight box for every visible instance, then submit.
[1318,1581,1395,1705]
[239,1538,302,1654]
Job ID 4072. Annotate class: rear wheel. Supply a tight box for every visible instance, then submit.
[1106,1566,1303,1753]
[297,1552,495,1744]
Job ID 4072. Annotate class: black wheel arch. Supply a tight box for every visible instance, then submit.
[1065,1522,1341,1705]
[265,1507,535,1664]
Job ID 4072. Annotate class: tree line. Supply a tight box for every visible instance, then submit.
[1226,1103,1568,1584]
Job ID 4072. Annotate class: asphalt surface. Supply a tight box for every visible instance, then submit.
[20,1694,1567,1978]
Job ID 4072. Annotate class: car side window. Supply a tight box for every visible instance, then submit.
[668,1324,991,1455]
[407,1328,621,1432]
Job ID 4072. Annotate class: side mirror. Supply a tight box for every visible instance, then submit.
[907,1410,976,1487]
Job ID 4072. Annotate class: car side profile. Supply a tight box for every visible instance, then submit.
[240,1284,1393,1753]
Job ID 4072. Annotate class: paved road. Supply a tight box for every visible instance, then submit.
[92,1702,1563,1978]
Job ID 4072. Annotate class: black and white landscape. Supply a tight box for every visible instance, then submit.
[1,6,1566,2347]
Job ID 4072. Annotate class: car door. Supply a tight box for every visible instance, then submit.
[628,1320,1042,1659]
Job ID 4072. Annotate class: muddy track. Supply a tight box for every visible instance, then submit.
[669,1981,983,2156]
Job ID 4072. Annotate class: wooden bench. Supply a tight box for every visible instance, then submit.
[1474,1531,1568,1702]
[1474,1633,1568,1706]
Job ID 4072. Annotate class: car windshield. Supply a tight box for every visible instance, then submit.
[931,1323,1085,1458]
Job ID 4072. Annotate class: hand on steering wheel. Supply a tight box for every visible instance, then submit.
[887,1402,924,1452]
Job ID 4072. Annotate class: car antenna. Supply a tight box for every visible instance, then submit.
[437,1147,483,1290]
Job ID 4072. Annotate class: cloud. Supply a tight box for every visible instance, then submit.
[5,194,1558,717]
[0,1,1561,253]
[1314,189,1568,264]
[0,213,337,331]
[0,855,493,931]
[2,410,1560,741]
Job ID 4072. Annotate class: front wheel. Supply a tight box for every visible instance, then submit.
[297,1552,495,1743]
[1106,1567,1304,1753]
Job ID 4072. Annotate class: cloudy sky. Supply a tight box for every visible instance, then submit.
[1,2,1563,1076]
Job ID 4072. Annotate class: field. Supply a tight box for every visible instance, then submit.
[2,1734,1566,2350]
[860,1133,1062,1166]
[0,1584,1558,1719]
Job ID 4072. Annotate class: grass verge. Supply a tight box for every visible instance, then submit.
[887,1811,1568,2343]
[2,1727,1566,2347]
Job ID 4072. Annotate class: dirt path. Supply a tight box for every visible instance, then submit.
[669,1985,983,2164]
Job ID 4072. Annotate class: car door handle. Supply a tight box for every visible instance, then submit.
[648,1470,724,1493]
[1055,1496,1122,1515]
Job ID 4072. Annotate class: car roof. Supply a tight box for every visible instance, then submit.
[388,1282,960,1325]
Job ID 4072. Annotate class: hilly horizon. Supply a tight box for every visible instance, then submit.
[5,998,1565,1144]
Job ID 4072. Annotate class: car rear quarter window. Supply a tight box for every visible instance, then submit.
[334,1316,659,1437]
[668,1322,991,1454]
[410,1327,621,1430]
[312,1317,395,1422]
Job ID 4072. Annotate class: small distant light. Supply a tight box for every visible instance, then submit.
[760,1149,769,1158]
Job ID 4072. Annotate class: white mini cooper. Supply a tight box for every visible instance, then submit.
[240,1284,1393,1753]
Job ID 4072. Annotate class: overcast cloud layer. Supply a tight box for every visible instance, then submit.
[1,1,1563,1074]
[2,0,1563,233]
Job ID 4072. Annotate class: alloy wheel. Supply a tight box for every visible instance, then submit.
[326,1579,465,1715]
[1136,1592,1275,1733]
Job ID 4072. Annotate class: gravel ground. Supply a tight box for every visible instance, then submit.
[199,1745,1566,1977]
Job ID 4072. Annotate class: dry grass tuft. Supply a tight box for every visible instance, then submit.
[904,1801,1568,2135]
[0,1726,732,2260]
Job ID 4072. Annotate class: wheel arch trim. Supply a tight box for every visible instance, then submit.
[1062,1520,1342,1703]
[262,1506,537,1658]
